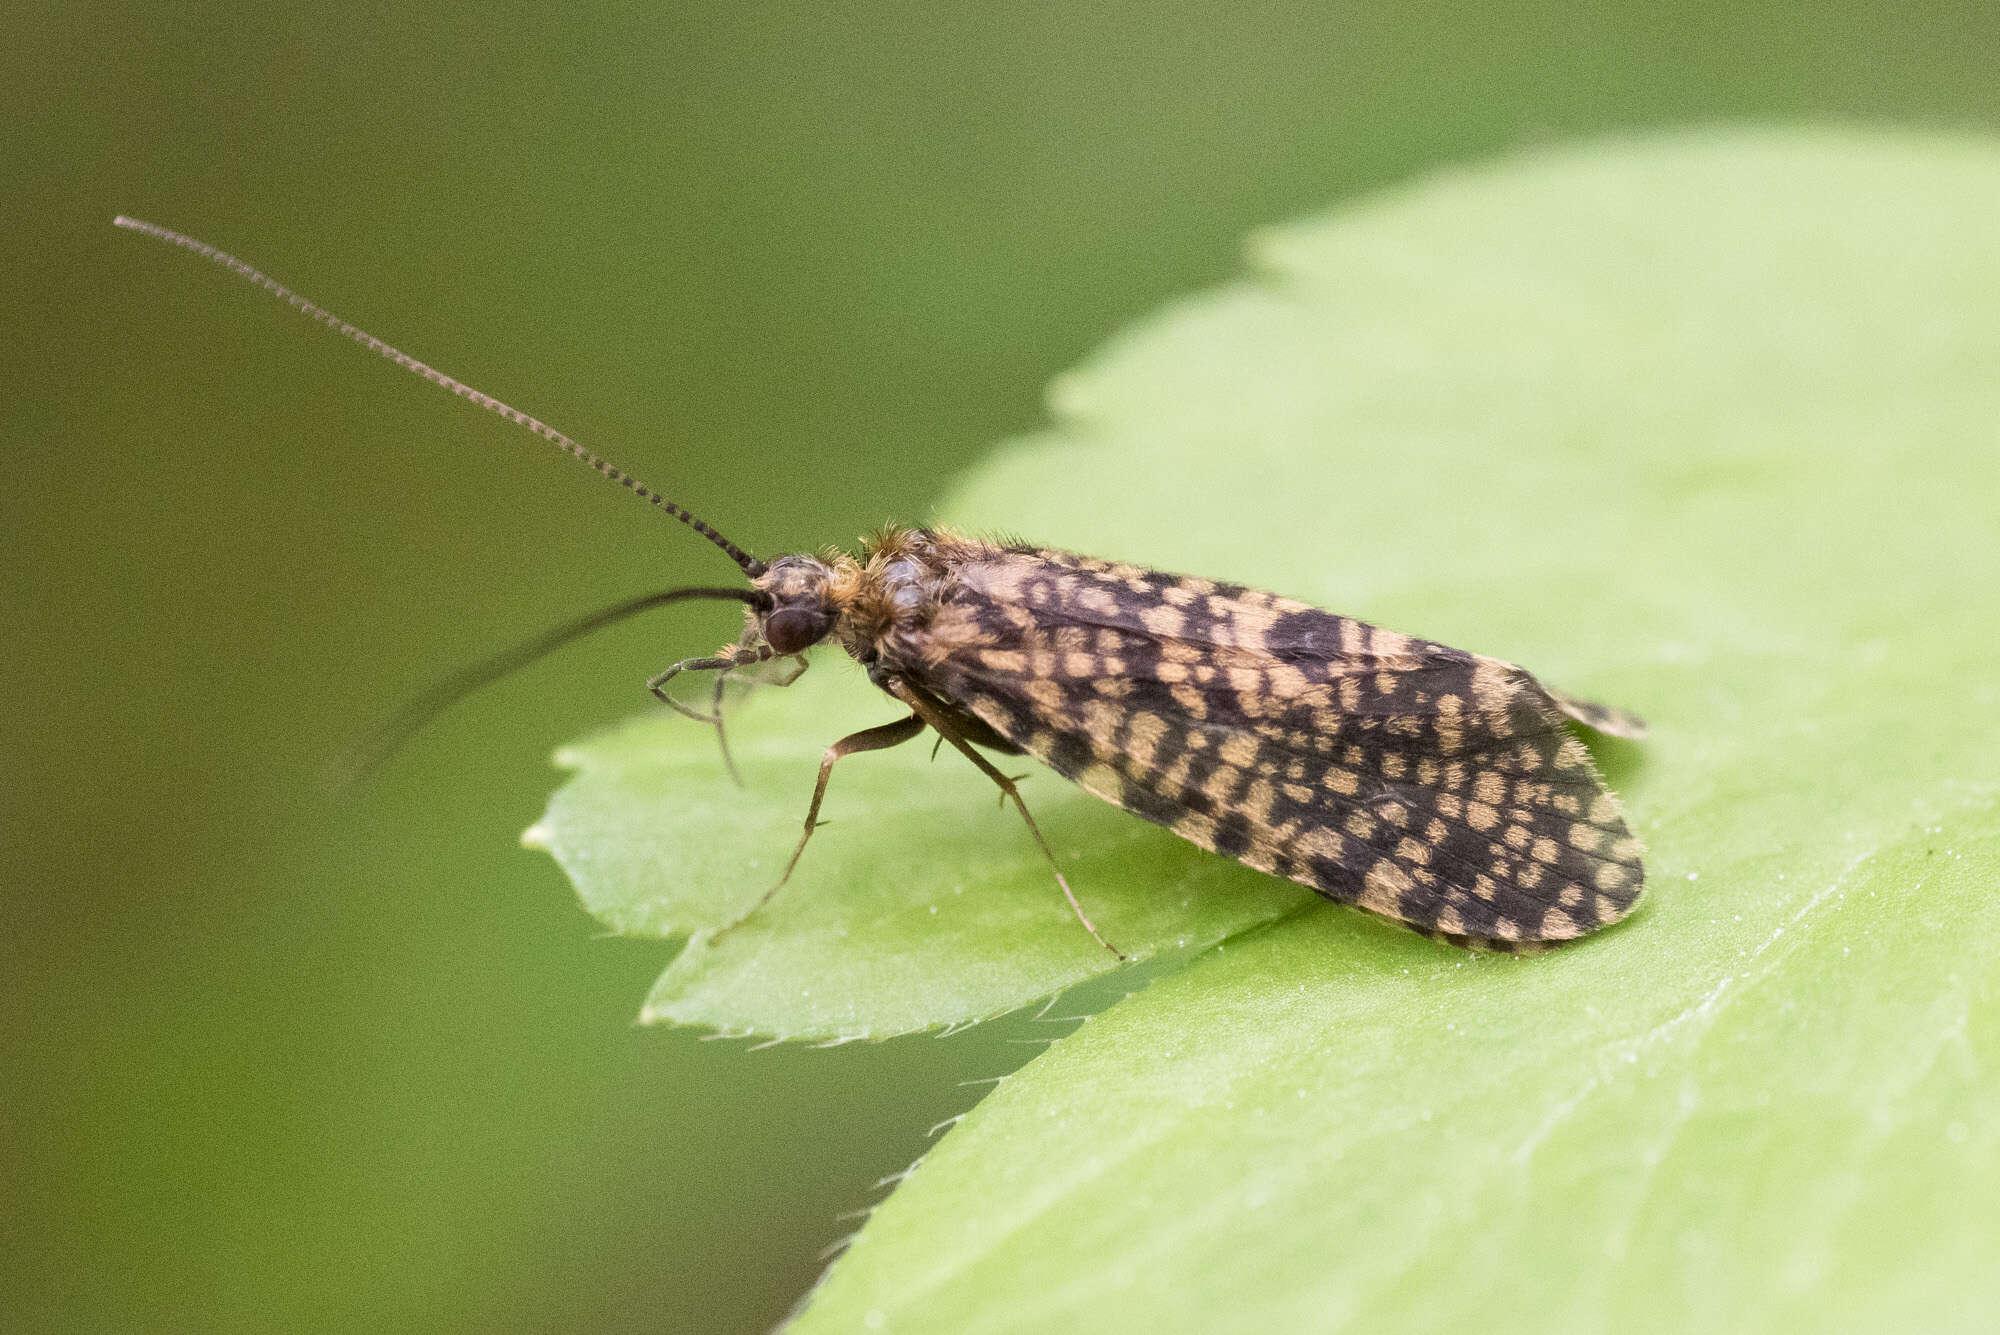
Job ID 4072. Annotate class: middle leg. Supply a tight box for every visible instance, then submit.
[710,712,927,941]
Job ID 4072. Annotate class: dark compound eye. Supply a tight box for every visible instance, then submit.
[764,607,830,655]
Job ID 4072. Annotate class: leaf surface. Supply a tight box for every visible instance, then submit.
[771,129,1996,1330]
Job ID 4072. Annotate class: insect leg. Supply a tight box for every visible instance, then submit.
[704,654,810,783]
[647,653,740,780]
[710,713,927,941]
[883,678,1126,960]
[649,645,775,785]
[704,669,740,780]
[648,653,735,703]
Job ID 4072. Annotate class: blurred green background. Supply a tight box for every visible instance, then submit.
[8,4,2000,1331]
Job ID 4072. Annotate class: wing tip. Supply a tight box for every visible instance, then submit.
[1547,686,1650,740]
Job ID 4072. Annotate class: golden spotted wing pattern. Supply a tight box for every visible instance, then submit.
[900,546,1645,946]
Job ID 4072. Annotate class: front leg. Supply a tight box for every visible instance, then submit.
[648,640,799,786]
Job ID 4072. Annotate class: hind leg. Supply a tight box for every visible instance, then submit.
[882,678,1125,960]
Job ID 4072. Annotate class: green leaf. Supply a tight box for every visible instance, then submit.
[529,677,1305,1039]
[765,128,1997,1329]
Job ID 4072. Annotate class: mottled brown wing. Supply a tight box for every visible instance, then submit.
[896,546,1645,946]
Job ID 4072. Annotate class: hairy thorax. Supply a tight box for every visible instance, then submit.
[746,526,989,671]
[838,526,983,668]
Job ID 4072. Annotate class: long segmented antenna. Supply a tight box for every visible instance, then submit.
[112,216,767,578]
[331,584,768,786]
